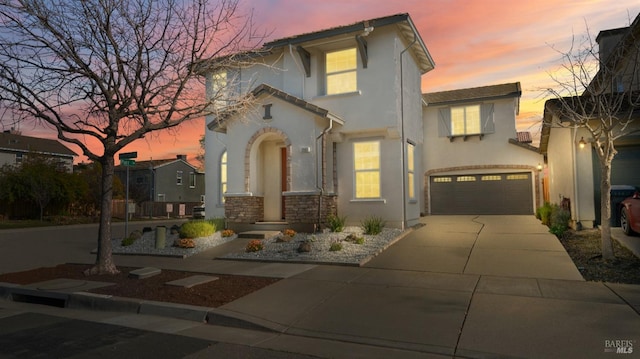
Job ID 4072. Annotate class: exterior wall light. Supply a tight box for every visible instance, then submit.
[578,137,586,149]
[537,163,543,171]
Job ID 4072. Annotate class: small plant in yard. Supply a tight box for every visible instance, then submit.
[549,204,571,238]
[283,228,296,237]
[221,229,235,237]
[121,237,136,246]
[536,202,553,226]
[246,240,264,252]
[329,238,343,251]
[209,218,225,232]
[180,220,215,239]
[344,233,365,244]
[361,215,385,235]
[354,236,365,245]
[327,214,346,233]
[176,238,196,248]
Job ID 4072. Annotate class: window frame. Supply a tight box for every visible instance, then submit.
[176,170,183,186]
[219,151,227,204]
[353,140,381,199]
[451,104,481,136]
[407,141,416,201]
[325,47,358,96]
[189,172,196,188]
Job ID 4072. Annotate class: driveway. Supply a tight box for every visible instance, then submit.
[365,215,584,280]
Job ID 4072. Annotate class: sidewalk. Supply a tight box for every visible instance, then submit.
[1,215,640,358]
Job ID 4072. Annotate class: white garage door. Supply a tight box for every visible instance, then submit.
[430,172,533,215]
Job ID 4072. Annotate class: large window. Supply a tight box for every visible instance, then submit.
[326,48,357,95]
[451,105,481,136]
[220,151,227,204]
[212,71,228,109]
[189,172,196,188]
[354,141,380,199]
[407,142,415,200]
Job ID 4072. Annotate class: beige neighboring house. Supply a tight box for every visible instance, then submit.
[540,13,640,229]
[423,83,544,215]
[0,130,76,172]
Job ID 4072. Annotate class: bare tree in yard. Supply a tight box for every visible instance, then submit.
[0,0,263,274]
[546,18,640,260]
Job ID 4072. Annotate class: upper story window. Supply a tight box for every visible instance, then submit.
[189,172,196,188]
[407,142,415,200]
[326,48,357,95]
[451,105,481,136]
[176,170,183,185]
[212,71,228,109]
[353,141,380,199]
[15,153,23,165]
[437,103,495,140]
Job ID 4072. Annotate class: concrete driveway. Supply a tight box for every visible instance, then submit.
[365,215,584,280]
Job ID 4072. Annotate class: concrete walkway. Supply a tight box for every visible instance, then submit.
[1,216,640,358]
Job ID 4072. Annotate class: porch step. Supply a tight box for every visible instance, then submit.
[238,231,281,239]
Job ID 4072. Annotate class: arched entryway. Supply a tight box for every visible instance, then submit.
[246,127,290,221]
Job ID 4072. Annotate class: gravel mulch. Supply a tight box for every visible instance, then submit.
[559,228,640,284]
[110,230,237,258]
[220,227,404,265]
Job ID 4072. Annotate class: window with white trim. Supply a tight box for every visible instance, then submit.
[326,48,357,95]
[189,172,196,188]
[176,171,183,185]
[212,71,228,109]
[407,142,415,200]
[451,105,481,136]
[220,151,227,204]
[354,141,380,199]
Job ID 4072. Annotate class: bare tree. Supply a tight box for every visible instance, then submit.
[546,17,640,260]
[0,0,264,274]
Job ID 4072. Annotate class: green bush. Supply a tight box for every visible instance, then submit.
[179,220,216,239]
[329,240,343,251]
[549,204,571,237]
[536,202,553,226]
[361,215,385,235]
[121,236,136,246]
[327,214,346,232]
[354,236,365,245]
[209,217,225,232]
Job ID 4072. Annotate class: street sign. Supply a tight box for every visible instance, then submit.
[119,151,138,159]
[121,159,135,166]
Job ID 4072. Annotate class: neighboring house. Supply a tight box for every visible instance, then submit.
[114,155,205,204]
[202,13,539,231]
[540,14,640,229]
[423,83,544,215]
[0,130,76,172]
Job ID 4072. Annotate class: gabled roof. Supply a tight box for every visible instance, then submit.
[0,132,76,158]
[207,84,344,132]
[263,13,435,74]
[115,156,200,172]
[197,13,435,75]
[423,82,522,106]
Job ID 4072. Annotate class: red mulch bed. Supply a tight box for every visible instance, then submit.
[0,263,279,308]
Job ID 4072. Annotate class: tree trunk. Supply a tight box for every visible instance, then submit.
[599,161,615,260]
[85,155,119,275]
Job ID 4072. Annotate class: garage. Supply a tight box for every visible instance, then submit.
[430,172,534,215]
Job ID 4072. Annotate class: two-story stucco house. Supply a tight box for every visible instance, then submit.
[422,83,544,215]
[540,13,640,229]
[202,13,544,231]
[203,14,434,231]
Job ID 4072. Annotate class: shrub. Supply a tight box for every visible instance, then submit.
[209,217,225,232]
[246,240,264,252]
[327,214,346,233]
[549,204,571,238]
[121,236,136,246]
[221,229,235,237]
[329,238,343,251]
[176,238,195,248]
[536,202,553,226]
[283,228,296,237]
[354,236,365,245]
[361,216,385,235]
[179,220,215,239]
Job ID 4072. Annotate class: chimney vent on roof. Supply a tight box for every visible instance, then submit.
[177,154,187,161]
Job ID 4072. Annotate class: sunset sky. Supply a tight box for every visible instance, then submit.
[8,0,640,166]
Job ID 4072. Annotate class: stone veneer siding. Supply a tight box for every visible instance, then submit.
[224,196,263,223]
[285,194,337,227]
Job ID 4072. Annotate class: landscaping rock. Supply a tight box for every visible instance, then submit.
[297,241,312,253]
[276,235,293,243]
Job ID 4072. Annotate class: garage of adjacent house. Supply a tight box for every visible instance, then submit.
[430,172,534,215]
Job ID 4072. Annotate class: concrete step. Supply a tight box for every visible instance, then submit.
[165,275,218,288]
[129,267,161,279]
[238,230,281,239]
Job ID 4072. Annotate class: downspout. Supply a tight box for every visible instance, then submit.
[316,118,334,230]
[399,35,417,231]
[571,126,582,229]
[289,44,305,98]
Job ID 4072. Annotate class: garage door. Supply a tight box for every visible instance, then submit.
[430,172,533,215]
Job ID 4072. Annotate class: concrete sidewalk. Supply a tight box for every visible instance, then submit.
[1,215,640,358]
